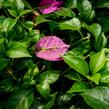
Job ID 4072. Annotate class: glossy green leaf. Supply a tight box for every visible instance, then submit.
[59,18,81,31]
[8,9,17,17]
[63,55,89,76]
[100,72,109,83]
[6,42,31,58]
[87,73,101,85]
[89,49,106,74]
[55,8,75,17]
[3,18,17,32]
[95,33,107,51]
[36,82,50,99]
[23,61,39,85]
[77,0,95,21]
[15,0,24,10]
[64,0,77,8]
[35,15,50,26]
[81,87,109,109]
[82,23,101,40]
[64,71,83,81]
[90,23,101,40]
[6,89,34,109]
[19,9,32,17]
[23,21,34,31]
[38,70,60,84]
[67,81,89,93]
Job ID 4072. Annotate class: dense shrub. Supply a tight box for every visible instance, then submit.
[0,0,109,109]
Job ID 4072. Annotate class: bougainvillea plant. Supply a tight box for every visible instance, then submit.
[0,0,109,109]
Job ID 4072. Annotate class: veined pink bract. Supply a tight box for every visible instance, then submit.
[38,0,63,14]
[35,36,70,61]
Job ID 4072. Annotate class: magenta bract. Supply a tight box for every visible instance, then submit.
[38,0,63,14]
[35,36,70,61]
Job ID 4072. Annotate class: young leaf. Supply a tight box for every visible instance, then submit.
[63,55,89,76]
[89,49,106,74]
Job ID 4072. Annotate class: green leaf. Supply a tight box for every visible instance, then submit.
[95,33,107,51]
[0,58,9,71]
[89,49,106,74]
[100,72,109,83]
[23,61,39,85]
[43,93,57,109]
[63,55,89,76]
[6,42,31,58]
[23,21,34,31]
[3,0,24,14]
[54,8,76,17]
[3,18,17,32]
[36,82,50,99]
[38,70,60,84]
[35,15,50,26]
[64,71,84,81]
[8,9,17,17]
[6,89,34,109]
[87,73,101,85]
[59,18,81,31]
[15,0,24,10]
[19,9,32,17]
[23,0,32,9]
[67,81,89,93]
[0,79,17,92]
[81,87,109,109]
[90,23,101,40]
[82,23,101,40]
[77,0,95,21]
[29,30,40,42]
[64,0,77,8]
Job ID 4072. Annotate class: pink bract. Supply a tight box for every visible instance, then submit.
[38,0,63,14]
[35,36,70,61]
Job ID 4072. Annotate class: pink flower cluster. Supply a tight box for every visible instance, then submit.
[38,0,63,14]
[35,36,70,61]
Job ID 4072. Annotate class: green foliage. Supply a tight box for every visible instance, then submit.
[0,0,109,109]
